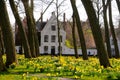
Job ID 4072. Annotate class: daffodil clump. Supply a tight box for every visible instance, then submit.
[5,55,120,80]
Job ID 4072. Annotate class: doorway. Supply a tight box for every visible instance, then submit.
[51,46,55,56]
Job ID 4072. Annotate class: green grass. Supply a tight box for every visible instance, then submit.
[1,55,120,80]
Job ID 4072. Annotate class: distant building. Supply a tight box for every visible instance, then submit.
[15,12,97,55]
[36,12,66,54]
[105,26,120,56]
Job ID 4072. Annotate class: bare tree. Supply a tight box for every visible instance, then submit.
[0,27,6,71]
[72,14,79,58]
[108,0,120,58]
[70,0,88,60]
[0,0,17,67]
[21,0,36,57]
[0,27,4,55]
[30,0,40,57]
[56,0,62,56]
[102,0,112,58]
[37,0,54,22]
[0,45,6,71]
[115,0,120,13]
[55,0,67,56]
[9,0,32,58]
[81,0,111,68]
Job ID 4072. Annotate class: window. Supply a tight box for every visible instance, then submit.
[51,25,56,31]
[44,46,48,52]
[44,35,48,42]
[51,46,55,49]
[51,35,56,42]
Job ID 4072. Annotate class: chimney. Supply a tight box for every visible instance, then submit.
[41,12,43,23]
[63,13,66,30]
[52,11,55,15]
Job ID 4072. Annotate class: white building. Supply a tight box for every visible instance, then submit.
[15,11,97,55]
[38,12,66,55]
[37,12,97,55]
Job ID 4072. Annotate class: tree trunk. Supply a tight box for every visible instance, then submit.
[109,1,120,58]
[70,0,88,60]
[96,0,100,22]
[30,0,40,57]
[0,0,17,68]
[81,0,111,68]
[0,47,6,71]
[56,0,62,56]
[33,23,40,57]
[9,0,32,58]
[115,0,120,13]
[102,0,112,58]
[22,0,36,57]
[72,14,79,58]
[0,27,4,55]
[0,27,6,71]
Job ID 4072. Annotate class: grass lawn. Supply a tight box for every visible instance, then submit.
[1,55,120,80]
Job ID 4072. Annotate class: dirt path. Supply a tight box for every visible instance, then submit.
[28,73,77,80]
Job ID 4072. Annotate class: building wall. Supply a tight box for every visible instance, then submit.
[39,12,97,56]
[40,45,97,56]
[63,46,97,55]
[40,12,66,54]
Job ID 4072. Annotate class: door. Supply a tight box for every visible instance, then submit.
[51,46,55,56]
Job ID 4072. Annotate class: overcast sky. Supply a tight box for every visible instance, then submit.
[33,0,87,21]
[7,0,119,26]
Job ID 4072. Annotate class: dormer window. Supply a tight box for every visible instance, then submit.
[51,25,56,31]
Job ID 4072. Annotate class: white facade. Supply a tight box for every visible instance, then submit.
[39,12,97,55]
[15,12,97,55]
[40,12,66,54]
[63,46,97,55]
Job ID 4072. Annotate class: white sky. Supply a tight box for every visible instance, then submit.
[7,0,119,26]
[33,0,87,22]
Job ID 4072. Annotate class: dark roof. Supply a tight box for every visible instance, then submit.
[36,21,47,32]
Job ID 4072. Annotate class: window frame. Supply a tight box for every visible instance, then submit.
[44,35,49,42]
[51,35,56,42]
[51,25,56,31]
